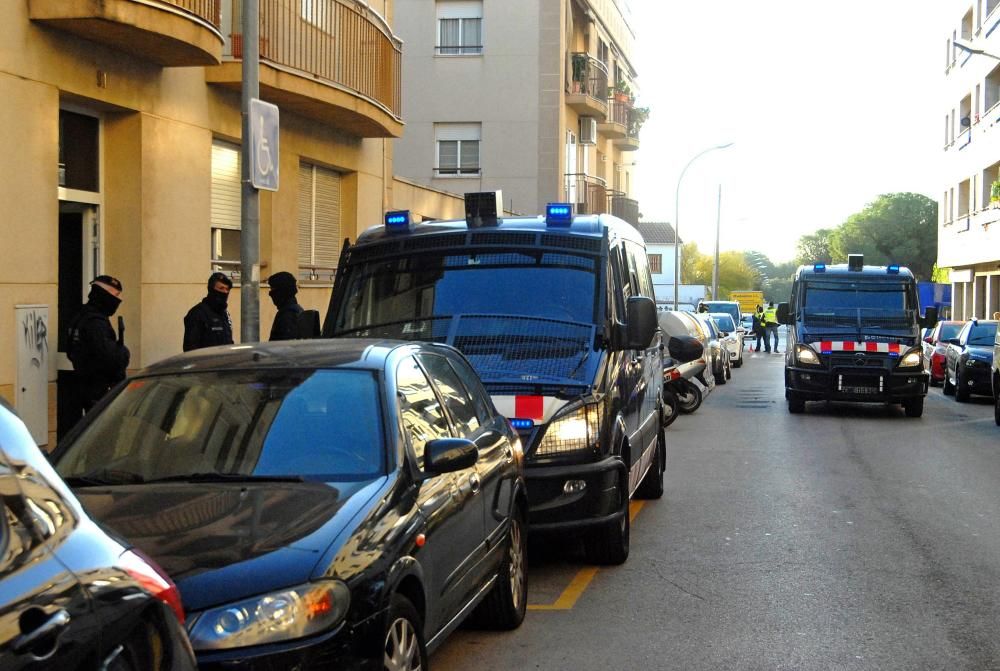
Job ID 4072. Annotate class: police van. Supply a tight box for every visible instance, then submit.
[777,254,938,417]
[322,194,664,564]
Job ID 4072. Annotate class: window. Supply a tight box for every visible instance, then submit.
[397,357,451,465]
[298,162,342,280]
[436,0,482,55]
[648,254,662,274]
[418,354,480,436]
[211,140,241,271]
[436,123,480,175]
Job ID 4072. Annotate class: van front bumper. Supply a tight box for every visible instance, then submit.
[785,365,928,402]
[523,456,628,532]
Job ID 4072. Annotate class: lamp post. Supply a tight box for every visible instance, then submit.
[953,38,1000,60]
[673,142,733,310]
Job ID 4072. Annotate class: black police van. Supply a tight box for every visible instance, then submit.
[323,195,664,564]
[777,254,938,417]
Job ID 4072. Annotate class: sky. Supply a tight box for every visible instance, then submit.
[630,2,949,263]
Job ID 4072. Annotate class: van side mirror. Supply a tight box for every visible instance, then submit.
[919,306,938,329]
[625,296,657,349]
[776,302,791,325]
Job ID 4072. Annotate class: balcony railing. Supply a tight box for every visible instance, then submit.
[223,0,402,133]
[569,53,609,101]
[171,0,221,24]
[565,173,608,216]
[608,192,639,226]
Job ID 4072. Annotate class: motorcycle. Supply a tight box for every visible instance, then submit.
[663,336,708,422]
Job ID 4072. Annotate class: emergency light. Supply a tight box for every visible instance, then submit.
[509,418,535,430]
[887,264,900,274]
[813,263,826,272]
[546,203,573,227]
[384,210,411,232]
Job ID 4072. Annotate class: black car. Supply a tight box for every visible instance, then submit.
[52,339,527,669]
[943,319,998,401]
[0,399,195,671]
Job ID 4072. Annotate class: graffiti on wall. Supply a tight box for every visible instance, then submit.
[21,309,48,369]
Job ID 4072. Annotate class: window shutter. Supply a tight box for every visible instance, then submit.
[211,140,241,231]
[460,141,479,171]
[297,162,313,265]
[298,162,341,269]
[439,140,458,170]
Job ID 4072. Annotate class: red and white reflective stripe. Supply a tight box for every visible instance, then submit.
[493,395,563,423]
[818,341,902,354]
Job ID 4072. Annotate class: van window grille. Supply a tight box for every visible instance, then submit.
[541,234,602,252]
[471,232,537,246]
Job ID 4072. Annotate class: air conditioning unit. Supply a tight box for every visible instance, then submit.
[579,116,597,145]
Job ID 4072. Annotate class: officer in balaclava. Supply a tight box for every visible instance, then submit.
[267,271,304,341]
[65,275,131,416]
[183,272,234,352]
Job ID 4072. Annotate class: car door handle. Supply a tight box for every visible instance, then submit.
[12,608,70,654]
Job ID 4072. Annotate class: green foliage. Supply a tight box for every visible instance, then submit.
[992,180,1000,201]
[795,228,834,266]
[628,107,650,136]
[931,264,950,283]
[682,244,758,299]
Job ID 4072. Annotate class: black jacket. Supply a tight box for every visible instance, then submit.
[270,300,304,341]
[66,304,130,405]
[183,299,234,352]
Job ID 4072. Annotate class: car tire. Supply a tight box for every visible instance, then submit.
[105,622,162,671]
[677,381,703,414]
[994,390,1000,426]
[637,430,665,499]
[383,595,428,671]
[734,352,743,368]
[942,372,955,396]
[473,508,527,630]
[584,503,629,566]
[904,396,924,418]
[725,359,732,380]
[716,358,728,385]
[955,369,970,402]
[662,390,679,427]
[788,396,805,414]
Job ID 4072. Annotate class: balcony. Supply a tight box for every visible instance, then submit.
[598,98,629,139]
[567,53,609,120]
[29,0,223,66]
[566,173,608,216]
[608,192,639,226]
[206,0,403,138]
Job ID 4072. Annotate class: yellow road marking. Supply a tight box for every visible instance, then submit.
[528,500,645,611]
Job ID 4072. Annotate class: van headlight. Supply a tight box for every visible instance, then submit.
[795,344,821,366]
[187,580,350,650]
[535,403,601,457]
[897,347,922,369]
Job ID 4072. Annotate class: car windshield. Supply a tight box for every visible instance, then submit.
[938,322,963,341]
[56,369,385,484]
[801,280,914,329]
[968,322,997,346]
[703,302,740,322]
[711,314,736,332]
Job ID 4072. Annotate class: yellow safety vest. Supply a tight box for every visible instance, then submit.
[763,307,777,325]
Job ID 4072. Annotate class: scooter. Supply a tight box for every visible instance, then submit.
[663,336,708,422]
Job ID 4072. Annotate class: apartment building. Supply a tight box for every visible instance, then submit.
[393,0,643,222]
[0,0,469,446]
[941,0,1000,319]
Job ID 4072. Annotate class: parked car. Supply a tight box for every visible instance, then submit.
[710,312,744,368]
[694,312,731,384]
[943,319,998,402]
[52,339,528,669]
[922,320,965,386]
[993,327,1000,425]
[700,300,742,326]
[658,310,716,388]
[740,313,754,347]
[0,398,195,671]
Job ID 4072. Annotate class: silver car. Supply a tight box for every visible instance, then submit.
[711,312,744,369]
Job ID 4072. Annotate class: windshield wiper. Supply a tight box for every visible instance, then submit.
[64,469,146,487]
[141,472,305,484]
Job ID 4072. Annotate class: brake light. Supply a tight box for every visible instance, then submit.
[119,548,186,624]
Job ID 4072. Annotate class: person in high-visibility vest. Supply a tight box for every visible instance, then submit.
[752,304,766,352]
[763,302,780,353]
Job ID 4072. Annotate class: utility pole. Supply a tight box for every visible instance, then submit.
[240,0,261,342]
[712,184,721,300]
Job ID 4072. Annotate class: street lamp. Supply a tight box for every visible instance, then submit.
[673,142,734,310]
[953,38,1000,60]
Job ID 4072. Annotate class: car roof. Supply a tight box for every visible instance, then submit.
[138,338,456,376]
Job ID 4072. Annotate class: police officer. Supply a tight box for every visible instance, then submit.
[752,304,766,352]
[267,271,303,341]
[763,301,780,353]
[66,275,130,417]
[183,272,234,351]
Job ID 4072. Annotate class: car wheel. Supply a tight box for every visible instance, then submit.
[942,370,955,395]
[662,390,679,427]
[788,396,805,414]
[955,368,970,402]
[383,595,427,671]
[472,508,527,630]
[584,502,629,566]
[904,396,924,418]
[733,352,743,368]
[725,359,732,380]
[994,390,1000,426]
[677,380,703,414]
[105,622,163,671]
[716,358,728,385]
[637,429,665,499]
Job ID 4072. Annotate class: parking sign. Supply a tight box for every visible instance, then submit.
[250,98,279,191]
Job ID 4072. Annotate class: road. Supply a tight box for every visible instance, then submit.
[432,345,1000,670]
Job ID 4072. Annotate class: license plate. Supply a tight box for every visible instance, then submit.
[841,385,878,395]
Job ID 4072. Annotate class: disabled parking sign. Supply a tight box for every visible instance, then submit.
[250,98,279,191]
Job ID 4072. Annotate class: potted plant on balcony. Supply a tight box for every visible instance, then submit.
[571,54,587,94]
[627,106,650,137]
[991,179,1000,208]
[613,79,632,103]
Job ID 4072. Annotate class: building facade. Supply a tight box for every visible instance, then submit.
[0,0,468,446]
[940,1,1000,319]
[392,0,642,221]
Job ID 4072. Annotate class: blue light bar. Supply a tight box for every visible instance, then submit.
[814,263,826,272]
[546,203,573,227]
[887,264,900,274]
[509,418,535,430]
[384,210,411,231]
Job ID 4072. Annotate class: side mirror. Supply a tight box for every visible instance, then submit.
[776,302,791,325]
[919,306,939,329]
[944,338,960,346]
[423,438,478,476]
[625,296,657,349]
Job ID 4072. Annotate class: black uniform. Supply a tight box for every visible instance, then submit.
[66,304,130,411]
[183,298,234,351]
[269,300,304,341]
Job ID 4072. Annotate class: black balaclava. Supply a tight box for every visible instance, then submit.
[88,285,121,317]
[206,272,232,312]
[268,272,297,308]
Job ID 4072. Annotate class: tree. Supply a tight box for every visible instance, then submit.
[795,228,834,266]
[827,193,938,280]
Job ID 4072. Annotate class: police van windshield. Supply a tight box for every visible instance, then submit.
[800,280,913,328]
[336,251,598,331]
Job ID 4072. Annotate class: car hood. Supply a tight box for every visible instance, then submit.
[963,345,994,360]
[76,478,383,611]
